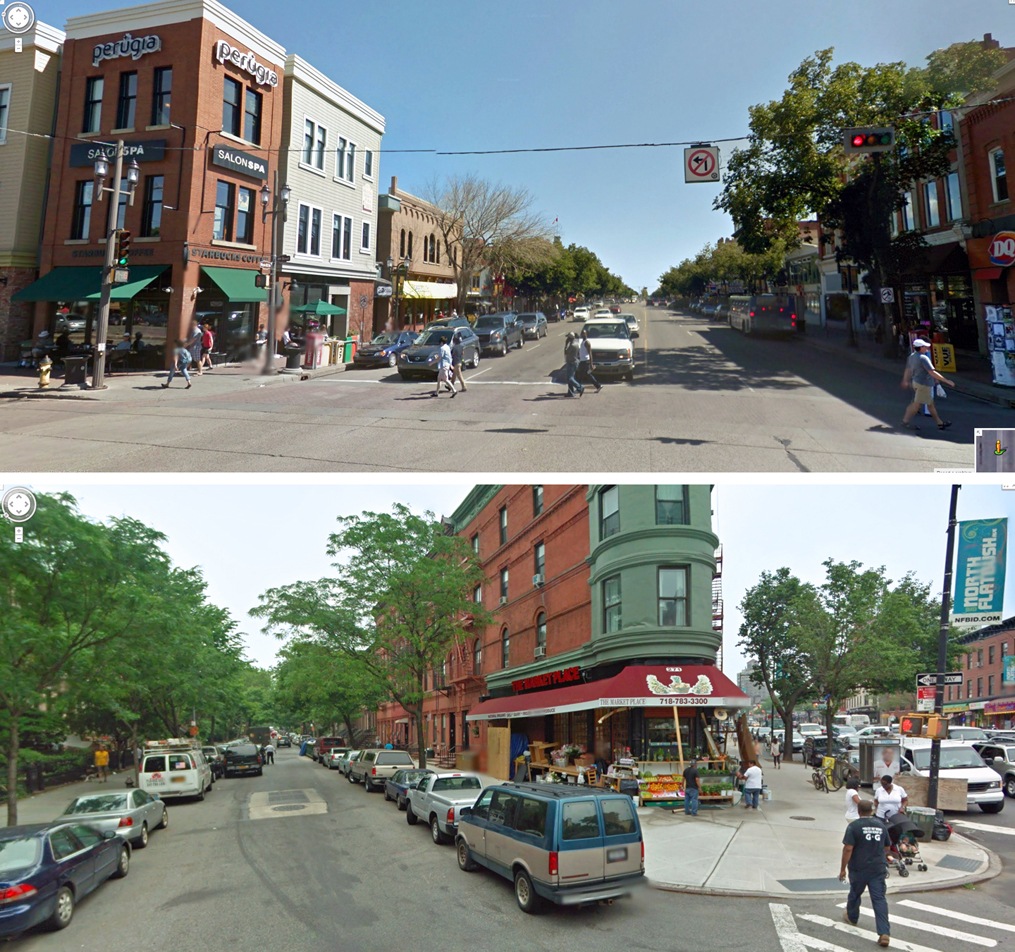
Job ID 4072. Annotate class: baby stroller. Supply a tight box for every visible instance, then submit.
[886,812,928,876]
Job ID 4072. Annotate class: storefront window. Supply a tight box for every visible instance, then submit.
[655,485,688,525]
[600,485,620,539]
[658,567,688,626]
[603,575,622,633]
[644,717,690,762]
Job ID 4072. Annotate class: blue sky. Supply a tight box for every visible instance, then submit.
[23,0,1007,290]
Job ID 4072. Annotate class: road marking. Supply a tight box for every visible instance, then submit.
[834,904,996,947]
[770,904,810,952]
[315,378,383,383]
[465,367,491,379]
[247,787,327,821]
[897,900,1015,935]
[951,819,1015,836]
[798,913,947,952]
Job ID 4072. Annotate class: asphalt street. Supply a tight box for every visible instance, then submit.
[1,306,1011,472]
[7,751,1012,952]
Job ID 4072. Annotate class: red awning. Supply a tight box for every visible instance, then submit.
[973,268,1003,281]
[466,665,750,721]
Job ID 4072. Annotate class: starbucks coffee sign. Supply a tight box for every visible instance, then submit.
[93,33,162,68]
[214,40,278,87]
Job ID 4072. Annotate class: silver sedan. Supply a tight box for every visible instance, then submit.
[57,788,168,849]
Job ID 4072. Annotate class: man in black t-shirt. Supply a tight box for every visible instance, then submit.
[680,758,701,816]
[839,799,891,945]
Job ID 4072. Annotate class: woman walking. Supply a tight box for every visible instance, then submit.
[770,735,782,769]
[185,319,203,376]
[162,339,193,389]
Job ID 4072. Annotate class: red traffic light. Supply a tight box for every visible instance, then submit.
[852,135,865,148]
[900,717,914,733]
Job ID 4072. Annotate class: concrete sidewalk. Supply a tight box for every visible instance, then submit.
[4,766,138,825]
[641,752,1000,898]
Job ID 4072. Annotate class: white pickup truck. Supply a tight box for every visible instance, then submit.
[405,772,484,845]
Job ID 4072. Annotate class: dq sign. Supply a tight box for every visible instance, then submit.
[989,231,1015,267]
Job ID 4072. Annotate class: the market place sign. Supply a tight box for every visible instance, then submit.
[211,144,268,181]
[214,40,278,87]
[92,33,161,68]
[70,139,166,168]
[511,666,581,693]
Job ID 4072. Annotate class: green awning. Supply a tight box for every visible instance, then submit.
[200,266,267,303]
[11,266,167,302]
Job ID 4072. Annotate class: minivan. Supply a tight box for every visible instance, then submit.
[456,783,645,913]
[899,739,1004,813]
[139,747,213,800]
[223,743,263,778]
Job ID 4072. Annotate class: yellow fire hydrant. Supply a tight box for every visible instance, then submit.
[38,355,52,388]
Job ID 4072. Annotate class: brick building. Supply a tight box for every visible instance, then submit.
[946,620,1015,729]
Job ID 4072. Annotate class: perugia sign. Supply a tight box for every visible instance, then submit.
[511,666,581,693]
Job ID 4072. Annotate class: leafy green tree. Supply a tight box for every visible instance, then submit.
[253,504,491,769]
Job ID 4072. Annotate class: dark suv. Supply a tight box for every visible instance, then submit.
[473,314,524,355]
[223,744,263,778]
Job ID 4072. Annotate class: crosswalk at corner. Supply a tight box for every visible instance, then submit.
[769,897,1014,952]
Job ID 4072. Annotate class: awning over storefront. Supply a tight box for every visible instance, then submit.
[985,698,1015,715]
[973,268,1003,281]
[200,266,267,303]
[12,266,168,302]
[466,665,750,721]
[402,280,458,300]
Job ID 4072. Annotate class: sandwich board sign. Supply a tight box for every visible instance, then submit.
[684,146,720,183]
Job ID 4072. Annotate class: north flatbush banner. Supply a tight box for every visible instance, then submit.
[952,518,1008,631]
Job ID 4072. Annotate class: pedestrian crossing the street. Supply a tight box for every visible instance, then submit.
[770,899,1012,952]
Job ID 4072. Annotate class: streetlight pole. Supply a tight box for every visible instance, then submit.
[261,171,290,375]
[91,141,139,389]
[387,255,410,330]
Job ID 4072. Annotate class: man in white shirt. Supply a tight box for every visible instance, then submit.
[264,742,275,765]
[431,338,455,397]
[740,759,764,810]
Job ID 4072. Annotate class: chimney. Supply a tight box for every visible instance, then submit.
[390,175,398,195]
[983,32,999,50]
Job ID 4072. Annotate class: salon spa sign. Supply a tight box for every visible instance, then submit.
[93,33,162,68]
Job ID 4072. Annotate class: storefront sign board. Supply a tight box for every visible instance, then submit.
[214,40,279,87]
[70,139,166,167]
[211,145,268,180]
[1004,655,1015,685]
[92,32,161,68]
[932,343,956,373]
[512,666,580,693]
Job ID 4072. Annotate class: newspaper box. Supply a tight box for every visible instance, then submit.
[304,332,326,370]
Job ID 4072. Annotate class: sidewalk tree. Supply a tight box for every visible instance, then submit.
[253,504,491,769]
[716,42,1005,356]
[736,568,815,761]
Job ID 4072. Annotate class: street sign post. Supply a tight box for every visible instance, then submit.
[915,672,962,687]
[684,146,720,183]
[916,686,936,713]
[880,287,895,304]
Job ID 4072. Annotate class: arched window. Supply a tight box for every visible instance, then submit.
[473,638,482,673]
[435,238,440,264]
[407,231,413,259]
[430,234,436,263]
[501,628,510,669]
[536,612,546,648]
[399,228,405,258]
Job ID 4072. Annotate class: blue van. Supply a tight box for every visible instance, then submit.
[455,782,644,913]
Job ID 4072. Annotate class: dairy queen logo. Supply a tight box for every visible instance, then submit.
[989,231,1015,268]
[646,674,713,696]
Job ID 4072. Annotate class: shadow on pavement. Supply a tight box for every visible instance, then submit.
[486,427,550,435]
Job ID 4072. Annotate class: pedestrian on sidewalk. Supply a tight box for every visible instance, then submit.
[739,759,763,809]
[874,774,908,820]
[839,798,892,947]
[186,319,203,376]
[564,332,583,396]
[679,756,702,816]
[450,333,468,397]
[431,337,455,397]
[199,323,216,372]
[162,340,193,389]
[900,339,954,431]
[844,777,862,824]
[771,735,782,769]
[578,329,602,393]
[94,746,109,783]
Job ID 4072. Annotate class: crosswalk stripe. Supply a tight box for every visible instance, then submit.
[897,900,1015,935]
[952,820,1015,836]
[797,913,946,952]
[769,903,814,952]
[833,905,996,947]
[794,929,871,952]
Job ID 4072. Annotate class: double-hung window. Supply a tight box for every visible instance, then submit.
[655,485,688,524]
[364,149,373,177]
[345,142,356,182]
[361,221,370,252]
[600,485,620,539]
[533,485,543,516]
[244,89,262,144]
[303,119,326,170]
[901,191,917,231]
[500,568,508,600]
[658,567,688,626]
[992,149,1009,202]
[924,181,940,229]
[0,84,11,144]
[534,542,545,579]
[213,181,235,241]
[502,629,510,668]
[71,181,94,240]
[140,175,164,237]
[332,215,352,259]
[299,205,322,255]
[116,71,137,129]
[499,506,507,545]
[235,186,255,244]
[336,138,348,180]
[151,67,172,126]
[83,77,103,133]
[223,78,242,137]
[603,575,622,633]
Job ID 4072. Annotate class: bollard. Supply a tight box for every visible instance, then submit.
[38,356,52,388]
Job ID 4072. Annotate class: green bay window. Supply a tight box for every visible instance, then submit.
[603,574,622,633]
[658,567,688,626]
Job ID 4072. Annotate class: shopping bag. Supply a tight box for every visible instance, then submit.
[935,383,946,399]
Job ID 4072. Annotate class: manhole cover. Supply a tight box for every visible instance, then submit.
[268,790,309,805]
[271,804,306,812]
[790,816,815,821]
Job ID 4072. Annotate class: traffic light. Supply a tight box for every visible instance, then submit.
[254,274,268,288]
[899,714,926,737]
[843,127,896,154]
[114,230,131,267]
[925,715,948,740]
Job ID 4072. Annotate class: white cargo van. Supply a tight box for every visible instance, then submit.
[899,739,1004,813]
[139,740,213,802]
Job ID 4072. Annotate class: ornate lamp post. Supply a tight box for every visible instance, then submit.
[260,173,292,374]
[387,254,411,330]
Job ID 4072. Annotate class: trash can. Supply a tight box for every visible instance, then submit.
[908,806,936,840]
[284,345,302,370]
[304,332,327,370]
[63,354,90,386]
[343,336,357,363]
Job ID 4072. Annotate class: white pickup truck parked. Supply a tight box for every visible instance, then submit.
[406,772,484,845]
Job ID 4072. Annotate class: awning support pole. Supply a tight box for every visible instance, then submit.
[673,707,684,771]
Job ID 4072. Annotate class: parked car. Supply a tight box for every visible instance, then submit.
[326,748,351,769]
[223,743,263,778]
[406,772,485,845]
[428,317,472,330]
[973,742,1015,797]
[138,745,212,801]
[0,823,131,937]
[581,318,635,380]
[201,746,225,779]
[56,790,167,850]
[315,736,346,764]
[948,726,989,743]
[354,330,418,368]
[472,315,524,355]
[899,739,1004,812]
[802,734,850,767]
[397,327,480,379]
[798,724,823,737]
[384,768,435,809]
[573,307,590,323]
[338,750,362,776]
[516,313,548,340]
[350,749,417,791]
[456,782,645,913]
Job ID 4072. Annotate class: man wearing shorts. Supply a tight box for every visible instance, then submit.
[901,339,954,431]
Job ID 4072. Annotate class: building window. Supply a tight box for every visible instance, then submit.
[436,239,440,264]
[336,138,349,180]
[978,649,983,666]
[901,191,916,231]
[407,232,413,259]
[988,674,995,695]
[536,612,546,648]
[658,567,689,626]
[83,77,103,133]
[332,214,343,258]
[115,71,137,129]
[71,181,94,240]
[1003,641,1009,656]
[364,149,373,177]
[151,67,171,126]
[924,181,940,229]
[989,644,995,665]
[502,628,510,668]
[945,170,962,221]
[473,584,482,604]
[966,678,972,699]
[500,568,508,600]
[471,274,481,291]
[346,142,356,183]
[534,542,545,579]
[223,77,242,136]
[399,228,406,258]
[0,85,10,144]
[603,575,622,633]
[298,205,310,254]
[310,208,322,256]
[342,216,352,260]
[992,149,1009,202]
[140,175,164,237]
[214,181,235,241]
[244,88,262,144]
[947,685,952,702]
[600,485,620,539]
[361,221,370,251]
[656,485,688,525]
[533,485,543,516]
[473,638,482,674]
[303,119,326,170]
[938,110,954,133]
[966,653,971,670]
[471,532,479,555]
[236,186,255,244]
[116,178,129,230]
[976,677,983,697]
[499,506,507,545]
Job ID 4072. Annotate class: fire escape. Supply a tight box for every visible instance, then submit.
[712,546,724,670]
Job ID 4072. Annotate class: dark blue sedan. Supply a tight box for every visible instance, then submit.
[0,822,130,937]
[383,768,434,810]
[353,331,418,368]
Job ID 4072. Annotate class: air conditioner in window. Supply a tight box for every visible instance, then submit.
[533,573,544,587]
[499,596,508,606]
[534,646,546,659]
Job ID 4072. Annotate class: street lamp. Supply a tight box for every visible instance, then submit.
[260,172,291,375]
[90,141,140,389]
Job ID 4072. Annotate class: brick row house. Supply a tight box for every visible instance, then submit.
[943,621,1015,729]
